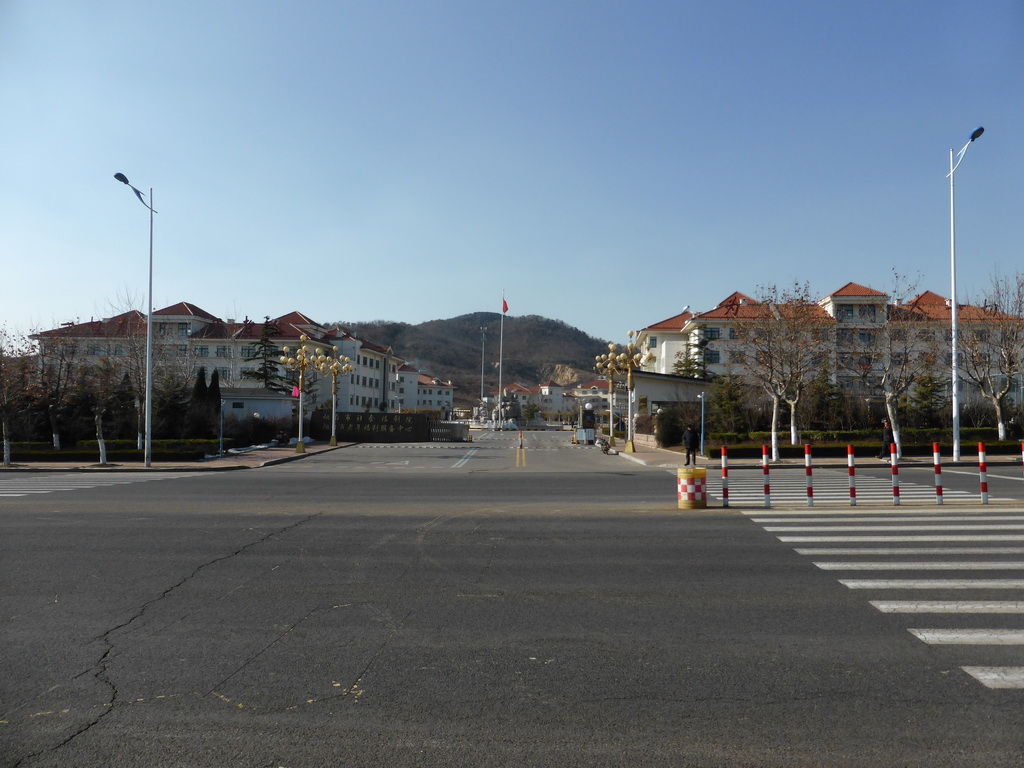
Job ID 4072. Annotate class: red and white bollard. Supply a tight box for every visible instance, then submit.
[932,442,943,505]
[804,444,814,507]
[847,445,857,506]
[721,446,729,509]
[890,442,900,507]
[979,442,989,505]
[762,445,771,509]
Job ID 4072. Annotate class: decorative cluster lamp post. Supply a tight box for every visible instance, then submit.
[595,343,626,447]
[279,334,316,453]
[622,330,655,453]
[316,346,354,446]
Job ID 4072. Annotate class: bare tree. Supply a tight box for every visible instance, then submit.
[0,327,34,466]
[835,275,941,458]
[31,333,81,449]
[959,271,1024,440]
[732,283,833,459]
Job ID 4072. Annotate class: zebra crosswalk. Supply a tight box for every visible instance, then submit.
[746,507,1024,690]
[707,466,996,505]
[0,472,199,498]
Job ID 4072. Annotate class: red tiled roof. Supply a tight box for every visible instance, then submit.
[274,310,320,326]
[643,310,694,332]
[154,302,221,321]
[695,292,764,321]
[33,310,147,339]
[827,282,887,298]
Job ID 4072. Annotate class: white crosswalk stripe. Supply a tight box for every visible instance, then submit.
[745,506,1024,689]
[0,472,199,498]
[707,466,994,505]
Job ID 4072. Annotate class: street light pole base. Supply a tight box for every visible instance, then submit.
[329,436,337,446]
[624,440,635,453]
[295,441,306,454]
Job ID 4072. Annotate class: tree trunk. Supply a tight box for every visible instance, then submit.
[884,393,902,459]
[48,404,60,450]
[95,408,107,466]
[786,397,799,445]
[2,414,10,468]
[136,395,144,450]
[770,396,781,461]
[991,396,1007,440]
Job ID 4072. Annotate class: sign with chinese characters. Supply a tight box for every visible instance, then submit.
[312,411,432,443]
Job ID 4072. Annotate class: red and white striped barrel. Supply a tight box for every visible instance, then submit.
[847,445,857,506]
[932,442,943,505]
[979,442,989,505]
[890,443,900,506]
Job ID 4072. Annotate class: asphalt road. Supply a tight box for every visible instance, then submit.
[4,431,1024,766]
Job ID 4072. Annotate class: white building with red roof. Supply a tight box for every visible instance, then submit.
[31,302,440,416]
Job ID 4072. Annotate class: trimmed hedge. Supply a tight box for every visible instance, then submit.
[8,449,207,463]
[6,439,233,463]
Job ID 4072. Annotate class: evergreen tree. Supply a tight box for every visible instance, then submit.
[191,366,209,404]
[208,368,221,411]
[242,317,289,393]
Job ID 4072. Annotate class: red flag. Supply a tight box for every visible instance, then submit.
[502,298,508,314]
[292,386,300,397]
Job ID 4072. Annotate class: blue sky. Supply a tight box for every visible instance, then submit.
[2,0,1021,345]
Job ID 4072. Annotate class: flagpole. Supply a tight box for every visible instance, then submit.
[497,293,505,430]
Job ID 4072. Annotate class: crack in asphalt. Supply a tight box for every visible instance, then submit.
[10,512,323,767]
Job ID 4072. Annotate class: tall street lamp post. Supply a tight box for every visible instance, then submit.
[113,173,156,467]
[948,126,984,462]
[697,391,706,456]
[316,346,353,446]
[279,334,316,453]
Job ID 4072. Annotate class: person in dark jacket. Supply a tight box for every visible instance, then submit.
[682,425,700,466]
[878,418,894,459]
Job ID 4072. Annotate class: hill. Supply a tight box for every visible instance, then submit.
[331,313,610,407]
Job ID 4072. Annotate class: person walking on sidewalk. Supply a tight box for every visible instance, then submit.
[877,418,894,459]
[682,425,700,466]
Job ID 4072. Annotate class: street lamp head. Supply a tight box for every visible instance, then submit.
[113,172,130,185]
[970,127,985,142]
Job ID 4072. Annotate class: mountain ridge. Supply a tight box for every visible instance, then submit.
[330,312,611,407]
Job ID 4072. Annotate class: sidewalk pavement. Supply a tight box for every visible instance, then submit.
[0,442,355,472]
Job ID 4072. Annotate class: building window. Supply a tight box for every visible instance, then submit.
[705,327,721,340]
[704,349,720,364]
[240,346,255,358]
[178,323,189,337]
[196,346,209,357]
[232,402,244,409]
[858,305,877,321]
[216,345,231,357]
[837,304,855,320]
